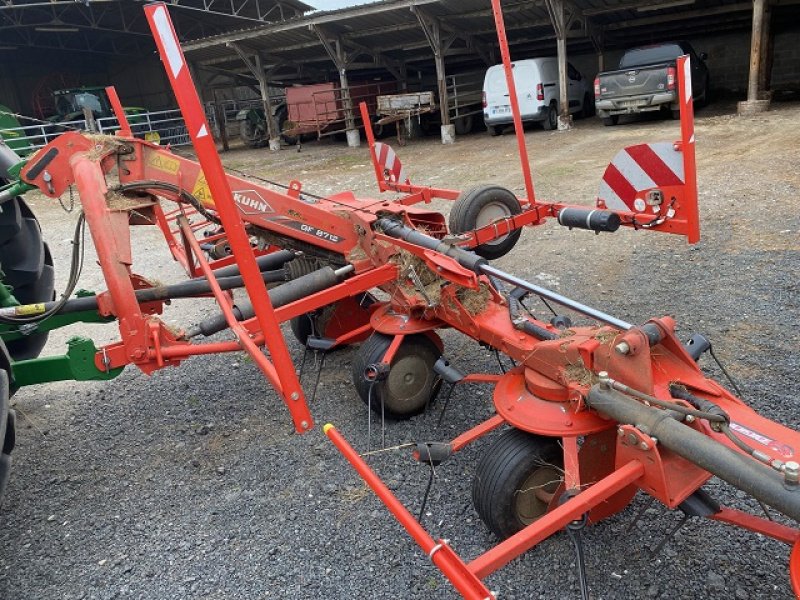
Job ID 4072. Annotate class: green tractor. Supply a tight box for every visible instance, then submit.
[0,106,28,155]
[49,87,147,125]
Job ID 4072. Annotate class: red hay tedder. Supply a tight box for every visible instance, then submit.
[0,2,798,598]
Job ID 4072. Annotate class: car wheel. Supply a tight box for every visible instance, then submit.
[602,115,619,127]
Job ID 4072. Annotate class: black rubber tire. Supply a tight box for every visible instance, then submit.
[239,117,267,148]
[472,428,563,539]
[602,115,619,127]
[580,93,595,118]
[487,124,501,137]
[0,197,55,361]
[454,114,474,136]
[352,332,441,420]
[542,102,557,131]
[671,108,681,120]
[697,75,711,108]
[448,185,522,260]
[0,368,12,505]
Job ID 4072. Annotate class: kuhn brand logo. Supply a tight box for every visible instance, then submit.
[233,189,273,214]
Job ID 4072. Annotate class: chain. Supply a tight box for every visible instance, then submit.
[58,185,75,213]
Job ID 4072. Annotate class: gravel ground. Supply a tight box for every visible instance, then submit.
[1,100,799,600]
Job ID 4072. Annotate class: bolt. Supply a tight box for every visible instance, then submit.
[617,427,624,437]
[300,420,309,429]
[598,371,610,389]
[627,433,638,446]
[639,441,649,451]
[290,392,299,400]
[615,341,630,356]
[784,461,800,486]
[685,414,695,423]
[131,348,145,360]
[651,437,658,446]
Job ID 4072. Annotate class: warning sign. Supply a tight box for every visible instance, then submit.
[146,152,180,175]
[192,172,213,205]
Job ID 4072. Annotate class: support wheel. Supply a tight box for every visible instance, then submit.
[472,428,563,539]
[352,332,441,420]
[543,102,558,131]
[0,197,55,361]
[602,115,619,127]
[449,185,522,260]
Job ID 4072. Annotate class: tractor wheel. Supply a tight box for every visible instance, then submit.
[449,184,522,260]
[239,117,267,148]
[290,292,376,347]
[542,102,558,131]
[0,197,55,361]
[454,114,474,136]
[0,367,14,505]
[472,428,563,539]
[352,332,441,420]
[602,115,619,127]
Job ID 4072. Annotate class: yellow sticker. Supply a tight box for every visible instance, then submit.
[192,171,214,206]
[144,131,161,144]
[146,152,180,175]
[16,303,45,316]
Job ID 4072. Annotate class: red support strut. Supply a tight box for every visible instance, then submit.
[144,3,313,433]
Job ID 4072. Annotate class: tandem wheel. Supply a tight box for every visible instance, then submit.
[472,428,563,539]
[352,332,442,420]
[448,184,522,260]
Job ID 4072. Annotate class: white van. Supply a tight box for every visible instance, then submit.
[482,58,591,135]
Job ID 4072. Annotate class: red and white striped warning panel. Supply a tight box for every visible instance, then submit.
[375,142,410,185]
[596,142,684,213]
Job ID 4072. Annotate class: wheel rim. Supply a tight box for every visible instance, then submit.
[385,353,433,413]
[514,464,562,524]
[475,201,513,246]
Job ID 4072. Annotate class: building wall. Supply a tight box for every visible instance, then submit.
[578,26,800,95]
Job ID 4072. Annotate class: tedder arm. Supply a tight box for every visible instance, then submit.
[0,2,797,598]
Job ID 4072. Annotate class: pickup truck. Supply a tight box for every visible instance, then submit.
[594,42,710,126]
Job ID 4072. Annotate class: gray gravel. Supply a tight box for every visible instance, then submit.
[1,101,798,599]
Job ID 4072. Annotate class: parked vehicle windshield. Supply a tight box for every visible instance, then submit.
[619,44,683,68]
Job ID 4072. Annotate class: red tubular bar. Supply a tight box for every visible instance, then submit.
[710,507,800,545]
[360,102,386,191]
[451,414,506,452]
[176,217,291,398]
[676,55,700,243]
[468,460,645,579]
[324,424,495,600]
[105,86,132,137]
[145,3,312,432]
[490,0,536,205]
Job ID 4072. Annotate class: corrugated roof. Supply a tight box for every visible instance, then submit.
[183,0,796,85]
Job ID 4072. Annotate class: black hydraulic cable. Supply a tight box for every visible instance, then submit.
[112,180,221,225]
[0,212,86,326]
